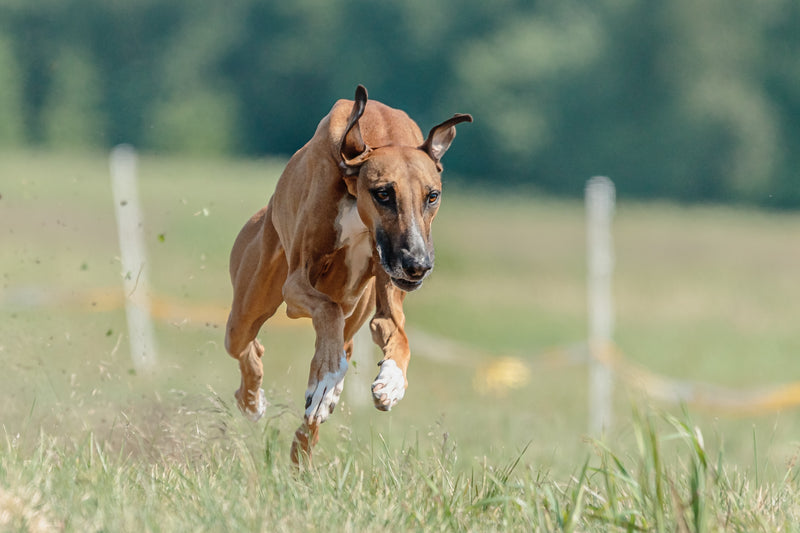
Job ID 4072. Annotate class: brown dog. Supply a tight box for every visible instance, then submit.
[225,85,471,463]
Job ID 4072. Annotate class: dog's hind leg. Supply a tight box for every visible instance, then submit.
[225,203,288,421]
[290,420,319,467]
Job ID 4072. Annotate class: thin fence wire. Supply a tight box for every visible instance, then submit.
[6,285,800,414]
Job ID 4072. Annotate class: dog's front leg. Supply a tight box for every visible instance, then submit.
[369,270,411,411]
[282,270,348,462]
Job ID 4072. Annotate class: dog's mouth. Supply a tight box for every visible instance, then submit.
[390,276,424,292]
[374,235,431,292]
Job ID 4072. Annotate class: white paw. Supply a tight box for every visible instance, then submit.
[372,359,405,411]
[304,355,348,425]
[237,388,267,422]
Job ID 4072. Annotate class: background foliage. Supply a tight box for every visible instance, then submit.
[2,0,799,206]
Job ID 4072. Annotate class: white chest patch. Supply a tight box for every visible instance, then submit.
[336,198,368,245]
[336,198,373,296]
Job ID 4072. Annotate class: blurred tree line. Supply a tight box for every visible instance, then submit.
[1,0,799,206]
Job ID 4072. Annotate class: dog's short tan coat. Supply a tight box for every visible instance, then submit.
[225,86,471,463]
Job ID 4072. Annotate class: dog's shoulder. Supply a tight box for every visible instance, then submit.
[282,95,427,188]
[324,98,425,150]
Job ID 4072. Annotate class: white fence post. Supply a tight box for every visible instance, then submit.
[110,145,158,373]
[586,176,615,434]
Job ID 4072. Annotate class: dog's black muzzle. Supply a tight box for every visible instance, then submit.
[376,228,433,292]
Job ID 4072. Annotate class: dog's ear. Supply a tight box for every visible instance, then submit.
[339,85,372,176]
[420,113,473,171]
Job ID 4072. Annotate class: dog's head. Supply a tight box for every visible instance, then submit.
[338,85,472,292]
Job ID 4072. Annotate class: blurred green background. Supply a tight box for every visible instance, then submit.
[2,0,800,481]
[3,152,800,477]
[2,0,799,206]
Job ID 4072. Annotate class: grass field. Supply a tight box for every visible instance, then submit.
[2,149,800,530]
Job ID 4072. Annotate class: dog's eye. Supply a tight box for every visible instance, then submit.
[371,188,392,205]
[427,191,440,205]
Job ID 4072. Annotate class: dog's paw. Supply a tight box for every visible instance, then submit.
[235,387,267,422]
[304,354,348,425]
[372,359,406,411]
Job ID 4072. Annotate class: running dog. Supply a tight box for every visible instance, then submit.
[225,85,471,463]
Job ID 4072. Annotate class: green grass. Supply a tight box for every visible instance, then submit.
[2,149,800,530]
[3,403,800,531]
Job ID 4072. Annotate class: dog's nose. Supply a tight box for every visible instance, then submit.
[402,256,432,280]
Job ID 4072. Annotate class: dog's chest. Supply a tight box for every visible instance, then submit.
[336,199,368,246]
[336,199,372,275]
[319,198,372,312]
